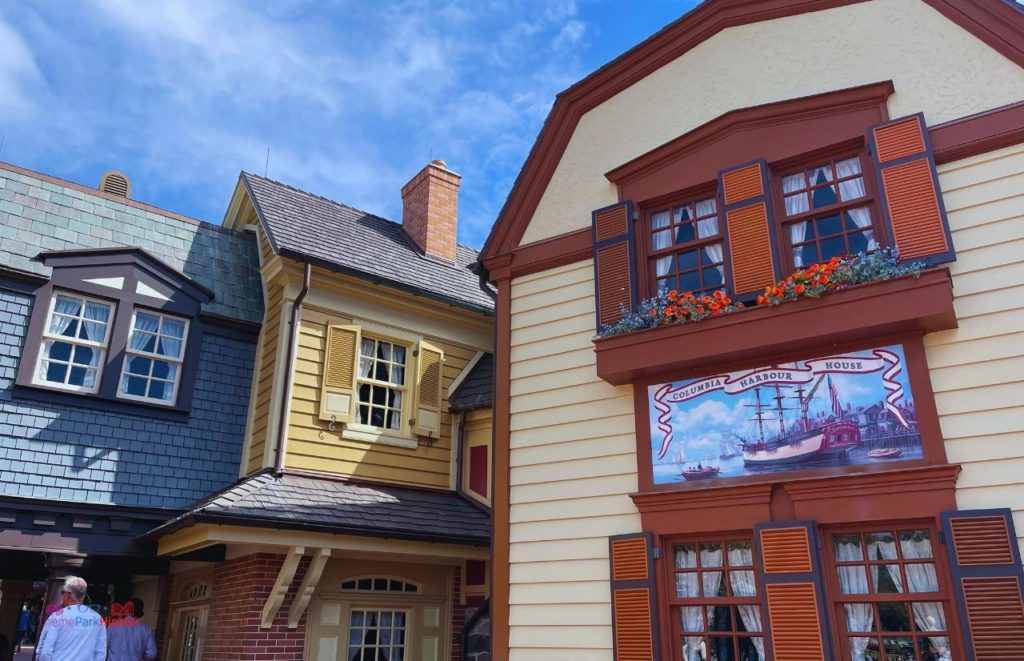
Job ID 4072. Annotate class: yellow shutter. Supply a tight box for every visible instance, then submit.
[319,324,361,423]
[413,339,444,437]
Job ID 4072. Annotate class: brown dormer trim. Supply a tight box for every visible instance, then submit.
[481,0,1024,265]
[605,81,893,205]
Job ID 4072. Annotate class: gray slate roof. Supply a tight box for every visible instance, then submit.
[241,173,495,314]
[0,163,262,324]
[146,470,490,545]
[449,353,493,412]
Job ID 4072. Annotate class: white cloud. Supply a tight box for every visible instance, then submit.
[0,11,44,119]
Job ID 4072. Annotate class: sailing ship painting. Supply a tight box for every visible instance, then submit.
[650,344,923,485]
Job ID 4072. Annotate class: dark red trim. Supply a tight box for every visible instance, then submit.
[489,267,512,658]
[482,0,1024,263]
[930,100,1024,164]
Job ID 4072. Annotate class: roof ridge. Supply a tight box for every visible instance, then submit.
[241,171,482,255]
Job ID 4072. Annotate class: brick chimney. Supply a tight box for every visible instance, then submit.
[401,159,460,262]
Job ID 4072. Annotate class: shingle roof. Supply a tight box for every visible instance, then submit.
[0,163,262,324]
[241,172,495,314]
[145,470,490,545]
[449,353,493,412]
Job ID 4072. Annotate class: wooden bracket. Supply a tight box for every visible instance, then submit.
[261,546,304,628]
[287,548,331,628]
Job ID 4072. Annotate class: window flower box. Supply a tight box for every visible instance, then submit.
[593,267,956,386]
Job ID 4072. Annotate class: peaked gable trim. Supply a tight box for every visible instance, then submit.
[481,0,1024,265]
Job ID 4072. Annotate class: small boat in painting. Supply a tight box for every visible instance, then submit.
[867,448,902,459]
[681,465,721,480]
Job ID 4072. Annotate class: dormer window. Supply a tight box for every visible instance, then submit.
[16,247,213,414]
[35,292,114,393]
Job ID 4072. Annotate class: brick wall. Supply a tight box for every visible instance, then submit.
[204,553,310,661]
[400,162,460,262]
[0,286,256,508]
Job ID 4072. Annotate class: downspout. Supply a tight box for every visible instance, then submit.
[454,410,466,495]
[274,261,311,475]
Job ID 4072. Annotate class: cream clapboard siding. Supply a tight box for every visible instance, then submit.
[284,304,474,489]
[929,142,1024,555]
[508,260,640,660]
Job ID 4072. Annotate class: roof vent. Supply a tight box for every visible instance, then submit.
[99,171,131,198]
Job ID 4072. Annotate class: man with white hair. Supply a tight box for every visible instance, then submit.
[36,576,107,661]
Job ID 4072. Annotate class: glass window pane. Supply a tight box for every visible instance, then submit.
[152,360,172,380]
[913,602,947,631]
[848,637,879,660]
[735,605,762,632]
[905,563,938,592]
[123,376,147,397]
[72,345,95,366]
[675,204,694,222]
[148,380,168,401]
[811,184,837,209]
[873,564,905,594]
[848,229,874,255]
[867,532,899,560]
[651,210,670,230]
[878,602,911,632]
[392,346,406,365]
[655,256,673,278]
[844,604,875,633]
[738,637,764,660]
[676,572,699,598]
[707,606,731,632]
[708,637,736,661]
[728,571,756,598]
[157,336,183,358]
[837,156,862,176]
[820,236,846,261]
[784,193,809,217]
[696,216,719,239]
[68,366,87,386]
[378,343,391,361]
[816,214,843,236]
[899,530,933,559]
[728,540,753,565]
[810,165,834,184]
[678,250,699,270]
[834,534,864,561]
[837,566,870,595]
[675,223,696,245]
[680,607,704,632]
[45,362,68,384]
[675,544,697,569]
[700,542,723,567]
[127,356,151,376]
[703,571,725,598]
[883,636,915,660]
[162,318,186,338]
[48,340,73,362]
[679,271,701,293]
[700,245,722,266]
[702,266,724,289]
[656,277,675,294]
[782,172,806,191]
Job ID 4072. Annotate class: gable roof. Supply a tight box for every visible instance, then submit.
[480,0,1024,263]
[144,470,491,546]
[240,172,495,314]
[0,162,262,324]
[449,352,493,412]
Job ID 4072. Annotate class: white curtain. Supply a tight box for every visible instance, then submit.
[702,244,725,282]
[783,173,809,216]
[789,222,811,267]
[846,207,878,250]
[652,210,672,251]
[359,338,374,378]
[130,313,160,351]
[695,199,719,239]
[48,296,81,337]
[82,301,110,342]
[903,537,951,660]
[836,541,873,661]
[836,158,865,201]
[728,546,765,660]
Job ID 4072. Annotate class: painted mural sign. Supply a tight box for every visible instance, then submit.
[649,344,922,485]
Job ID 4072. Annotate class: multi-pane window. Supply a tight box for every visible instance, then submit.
[649,197,725,296]
[119,310,188,404]
[829,528,953,661]
[780,155,879,268]
[671,538,765,661]
[356,337,407,431]
[347,609,406,661]
[35,292,114,393]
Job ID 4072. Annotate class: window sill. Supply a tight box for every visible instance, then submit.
[12,384,191,422]
[341,426,418,450]
[593,268,957,385]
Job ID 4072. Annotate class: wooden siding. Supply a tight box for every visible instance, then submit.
[244,277,285,475]
[508,260,641,660]
[929,142,1024,556]
[283,304,476,489]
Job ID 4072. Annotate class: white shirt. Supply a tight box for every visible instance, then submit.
[37,604,107,661]
[106,617,157,661]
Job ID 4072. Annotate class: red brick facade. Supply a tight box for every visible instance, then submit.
[401,160,461,262]
[203,553,311,661]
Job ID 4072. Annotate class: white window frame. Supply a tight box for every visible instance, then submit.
[33,291,115,394]
[351,334,411,437]
[116,308,190,405]
[345,606,411,661]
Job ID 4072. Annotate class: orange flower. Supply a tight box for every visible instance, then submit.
[696,306,705,314]
[674,308,684,318]
[665,306,676,316]
[648,309,657,316]
[794,284,806,294]
[710,302,722,312]
[756,295,766,305]
[668,289,678,301]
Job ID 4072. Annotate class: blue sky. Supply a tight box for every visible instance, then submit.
[0,1,698,249]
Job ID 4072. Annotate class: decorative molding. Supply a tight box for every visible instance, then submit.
[261,546,304,629]
[930,100,1024,164]
[287,548,330,628]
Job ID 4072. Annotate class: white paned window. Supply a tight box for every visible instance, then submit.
[356,337,408,431]
[34,292,114,393]
[347,609,407,661]
[118,309,188,404]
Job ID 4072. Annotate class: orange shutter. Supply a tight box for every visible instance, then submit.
[592,201,637,331]
[608,532,660,661]
[754,521,833,660]
[718,160,782,298]
[942,509,1024,660]
[869,113,955,265]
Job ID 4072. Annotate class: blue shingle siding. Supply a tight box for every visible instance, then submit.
[0,287,255,509]
[0,167,262,324]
